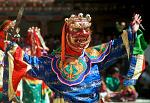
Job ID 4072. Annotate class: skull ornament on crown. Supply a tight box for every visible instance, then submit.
[64,13,92,52]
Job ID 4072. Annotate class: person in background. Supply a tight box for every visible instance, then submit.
[21,26,51,103]
[0,20,24,102]
[105,66,138,102]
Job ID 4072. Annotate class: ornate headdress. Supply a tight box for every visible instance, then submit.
[0,20,17,51]
[61,13,92,63]
[0,20,12,30]
[0,20,16,31]
[65,13,91,30]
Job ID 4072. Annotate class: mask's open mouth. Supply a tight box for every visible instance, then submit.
[66,33,91,50]
[70,35,91,45]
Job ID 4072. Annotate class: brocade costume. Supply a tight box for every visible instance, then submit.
[22,27,51,103]
[3,28,146,103]
[1,13,147,103]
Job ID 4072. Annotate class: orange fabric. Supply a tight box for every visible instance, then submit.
[61,23,66,63]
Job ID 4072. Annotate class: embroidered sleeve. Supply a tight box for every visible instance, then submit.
[98,28,135,69]
[23,53,53,80]
[124,30,147,86]
[84,43,111,63]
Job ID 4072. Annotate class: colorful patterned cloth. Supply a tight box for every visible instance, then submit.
[20,26,51,103]
[2,29,147,102]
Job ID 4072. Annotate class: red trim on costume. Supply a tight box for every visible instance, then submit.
[0,87,3,92]
[12,46,28,91]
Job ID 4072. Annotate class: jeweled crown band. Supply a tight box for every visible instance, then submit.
[65,13,91,22]
[65,13,91,28]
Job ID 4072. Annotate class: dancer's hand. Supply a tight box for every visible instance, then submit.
[131,14,142,33]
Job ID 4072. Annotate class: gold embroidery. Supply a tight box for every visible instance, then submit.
[121,30,130,59]
[58,57,86,80]
[85,48,100,57]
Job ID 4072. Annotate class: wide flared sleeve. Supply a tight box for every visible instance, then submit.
[2,42,53,101]
[3,43,32,101]
[85,26,134,69]
[123,29,147,86]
